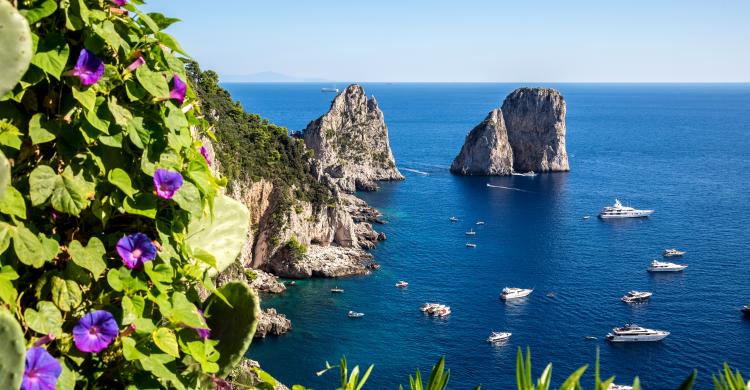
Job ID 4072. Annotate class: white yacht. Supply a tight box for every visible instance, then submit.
[500,287,533,300]
[449,216,458,223]
[465,243,476,248]
[621,291,653,303]
[321,87,339,93]
[395,281,409,288]
[476,220,485,225]
[487,331,512,343]
[607,385,634,390]
[598,199,654,219]
[606,324,669,342]
[331,287,344,293]
[662,248,686,257]
[465,229,476,236]
[420,303,451,317]
[647,260,687,272]
[347,311,364,318]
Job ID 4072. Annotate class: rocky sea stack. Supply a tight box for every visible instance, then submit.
[451,87,569,175]
[302,84,404,192]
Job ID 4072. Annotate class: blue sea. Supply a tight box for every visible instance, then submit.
[223,83,750,389]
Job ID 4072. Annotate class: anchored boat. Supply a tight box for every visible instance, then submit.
[621,291,653,303]
[598,199,654,219]
[647,260,687,272]
[500,287,533,300]
[606,324,669,342]
[487,331,512,343]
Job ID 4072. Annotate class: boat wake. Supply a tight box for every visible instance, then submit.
[401,168,430,176]
[486,183,533,193]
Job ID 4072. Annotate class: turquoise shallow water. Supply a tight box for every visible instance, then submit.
[224,83,750,389]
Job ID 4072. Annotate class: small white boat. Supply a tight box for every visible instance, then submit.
[585,336,598,340]
[621,290,653,303]
[347,311,364,318]
[487,331,512,343]
[395,281,409,288]
[475,220,485,225]
[449,216,458,223]
[512,171,537,177]
[465,229,476,236]
[321,87,339,93]
[500,287,533,300]
[662,248,686,257]
[606,324,669,342]
[583,215,591,220]
[421,303,450,317]
[465,243,476,248]
[331,287,344,293]
[598,199,654,219]
[647,260,687,272]
[608,385,634,390]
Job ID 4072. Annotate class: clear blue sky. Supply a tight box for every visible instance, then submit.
[144,0,749,82]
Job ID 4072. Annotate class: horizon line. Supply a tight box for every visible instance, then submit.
[219,80,750,85]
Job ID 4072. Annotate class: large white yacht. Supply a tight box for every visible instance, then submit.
[487,331,512,343]
[621,291,653,303]
[500,287,533,300]
[606,324,670,342]
[647,260,687,272]
[598,199,654,219]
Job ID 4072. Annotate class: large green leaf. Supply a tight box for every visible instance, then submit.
[0,186,26,219]
[50,166,95,216]
[169,292,205,329]
[28,165,56,206]
[50,275,82,311]
[19,0,57,24]
[123,193,157,218]
[108,168,137,198]
[0,0,33,96]
[0,310,25,390]
[12,225,45,267]
[30,34,69,80]
[67,237,107,279]
[153,327,180,358]
[186,194,249,274]
[28,113,56,145]
[173,180,201,215]
[24,301,63,337]
[136,66,169,99]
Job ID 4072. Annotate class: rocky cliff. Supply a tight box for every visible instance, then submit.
[501,87,569,173]
[451,87,569,176]
[450,109,514,175]
[301,84,404,192]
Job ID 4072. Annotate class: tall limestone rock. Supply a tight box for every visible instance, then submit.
[450,109,513,175]
[501,87,569,173]
[301,84,404,192]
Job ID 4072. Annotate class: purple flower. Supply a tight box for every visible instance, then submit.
[199,146,212,166]
[22,347,61,390]
[116,233,157,269]
[72,310,119,353]
[70,49,104,86]
[153,168,183,199]
[125,56,145,72]
[194,309,210,339]
[169,73,187,104]
[111,0,126,6]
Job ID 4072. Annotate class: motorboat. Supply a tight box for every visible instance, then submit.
[421,303,450,317]
[607,385,634,390]
[647,260,687,272]
[606,324,669,342]
[662,248,686,257]
[331,287,344,293]
[347,311,364,318]
[476,220,485,225]
[500,287,533,300]
[435,306,451,317]
[321,87,339,93]
[487,331,512,343]
[395,281,409,288]
[598,199,654,219]
[621,291,653,303]
[512,171,537,177]
[465,243,476,248]
[465,229,476,236]
[585,336,598,340]
[583,215,591,220]
[449,216,458,223]
[742,305,750,315]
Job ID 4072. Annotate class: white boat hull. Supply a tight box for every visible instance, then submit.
[606,332,669,342]
[501,290,533,300]
[599,210,654,219]
[647,266,687,272]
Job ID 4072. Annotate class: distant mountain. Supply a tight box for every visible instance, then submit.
[221,71,328,83]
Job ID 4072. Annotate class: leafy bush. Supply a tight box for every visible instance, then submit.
[0,0,256,388]
[285,237,307,260]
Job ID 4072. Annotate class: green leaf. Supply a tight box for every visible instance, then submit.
[124,79,146,102]
[108,168,136,198]
[121,336,147,361]
[121,295,145,325]
[57,361,76,390]
[24,301,63,337]
[173,181,201,215]
[156,32,187,56]
[29,165,56,206]
[139,354,185,390]
[107,96,133,128]
[147,12,180,29]
[0,279,17,307]
[84,97,111,134]
[186,195,250,274]
[72,85,96,111]
[0,222,11,255]
[67,237,107,279]
[50,275,82,311]
[50,166,94,216]
[136,66,169,99]
[170,292,205,329]
[28,113,56,145]
[38,233,59,262]
[127,116,149,149]
[30,34,70,80]
[20,0,58,24]
[0,185,26,219]
[0,121,23,150]
[12,225,45,267]
[132,8,161,34]
[123,193,157,218]
[0,151,9,200]
[153,327,180,358]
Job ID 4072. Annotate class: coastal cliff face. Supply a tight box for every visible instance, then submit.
[450,109,514,175]
[451,87,569,176]
[301,84,404,192]
[501,88,569,173]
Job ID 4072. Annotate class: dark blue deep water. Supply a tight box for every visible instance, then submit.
[224,83,750,389]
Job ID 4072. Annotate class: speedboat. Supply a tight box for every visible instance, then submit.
[395,281,409,288]
[465,229,476,236]
[331,287,344,293]
[583,215,591,220]
[476,220,485,225]
[487,331,512,343]
[662,248,686,257]
[512,171,537,177]
[598,199,654,219]
[347,311,364,318]
[606,324,669,342]
[608,385,634,390]
[742,305,750,315]
[449,216,458,223]
[621,291,653,303]
[435,306,451,317]
[465,243,476,248]
[421,303,450,317]
[500,287,533,300]
[647,260,687,272]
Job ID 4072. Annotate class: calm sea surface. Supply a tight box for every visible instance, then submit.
[223,83,750,389]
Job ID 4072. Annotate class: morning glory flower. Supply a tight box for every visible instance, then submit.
[22,347,61,390]
[153,168,183,199]
[125,56,145,72]
[200,146,212,166]
[169,73,187,104]
[116,233,157,269]
[194,309,211,339]
[69,49,104,86]
[73,310,119,353]
[111,0,127,6]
